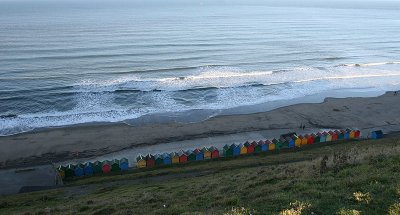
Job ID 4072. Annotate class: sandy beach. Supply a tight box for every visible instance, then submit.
[1,91,400,169]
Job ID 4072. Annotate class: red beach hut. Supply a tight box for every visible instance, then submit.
[306,134,314,144]
[329,131,338,141]
[145,154,155,168]
[102,160,111,173]
[245,141,255,154]
[355,130,361,138]
[178,151,188,163]
[210,146,220,159]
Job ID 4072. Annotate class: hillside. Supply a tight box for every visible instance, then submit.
[1,137,400,215]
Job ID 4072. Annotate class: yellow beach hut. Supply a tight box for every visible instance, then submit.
[324,131,332,142]
[298,135,308,145]
[171,152,180,164]
[136,155,146,168]
[266,140,275,151]
[350,130,355,139]
[239,143,248,155]
[202,147,212,160]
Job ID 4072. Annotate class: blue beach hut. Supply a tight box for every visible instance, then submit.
[344,129,350,139]
[232,144,241,156]
[194,149,204,161]
[83,162,94,176]
[371,130,383,139]
[162,153,172,165]
[74,164,84,177]
[286,137,295,148]
[120,158,129,171]
[259,140,268,152]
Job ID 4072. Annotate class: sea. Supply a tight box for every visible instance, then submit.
[1,0,400,136]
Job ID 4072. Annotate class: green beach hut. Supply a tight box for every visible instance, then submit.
[111,159,121,172]
[93,161,102,174]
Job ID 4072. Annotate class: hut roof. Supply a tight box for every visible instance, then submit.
[162,153,171,158]
[178,151,187,157]
[136,155,145,161]
[209,146,218,152]
[202,147,210,152]
[120,158,128,163]
[251,141,258,146]
[258,140,265,145]
[265,140,272,144]
[244,141,251,147]
[281,132,297,139]
[145,154,155,160]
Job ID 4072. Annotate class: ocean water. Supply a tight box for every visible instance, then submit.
[1,0,400,136]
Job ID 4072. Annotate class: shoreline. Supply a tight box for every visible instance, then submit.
[0,90,399,169]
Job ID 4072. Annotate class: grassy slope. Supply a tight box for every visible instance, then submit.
[1,137,400,215]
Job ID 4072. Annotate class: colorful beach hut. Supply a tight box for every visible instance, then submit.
[202,147,212,159]
[223,144,233,157]
[136,155,147,168]
[239,143,248,155]
[336,130,344,140]
[355,130,361,138]
[371,130,383,139]
[145,154,155,168]
[102,160,112,173]
[83,162,94,176]
[233,144,241,156]
[317,132,325,143]
[210,146,220,159]
[293,135,301,147]
[324,131,332,142]
[93,161,103,173]
[194,149,204,161]
[74,164,84,177]
[154,154,163,166]
[286,137,295,148]
[329,131,338,141]
[297,135,306,145]
[179,151,188,163]
[349,130,356,139]
[120,158,129,171]
[344,129,350,139]
[65,164,75,178]
[111,159,121,172]
[162,153,172,165]
[245,141,255,154]
[259,140,268,152]
[266,140,275,151]
[272,138,282,150]
[171,152,180,164]
[254,141,262,153]
[57,166,66,179]
[187,150,196,162]
[312,133,320,144]
[305,134,314,145]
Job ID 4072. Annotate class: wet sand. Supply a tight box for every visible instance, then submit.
[1,91,400,168]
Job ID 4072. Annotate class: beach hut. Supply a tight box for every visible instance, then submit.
[286,137,295,148]
[371,130,383,139]
[336,130,344,140]
[259,140,268,152]
[324,131,332,142]
[306,134,314,145]
[266,140,275,151]
[162,153,172,165]
[155,154,164,166]
[344,129,350,139]
[223,144,233,157]
[254,141,262,153]
[202,147,212,159]
[93,161,103,173]
[293,135,301,147]
[187,150,196,162]
[102,160,112,173]
[145,154,155,168]
[210,147,220,159]
[239,144,248,155]
[313,133,320,144]
[349,130,356,139]
[179,151,188,163]
[298,135,307,145]
[73,164,84,177]
[279,137,288,149]
[329,131,338,141]
[355,130,361,138]
[245,141,255,154]
[171,152,180,164]
[272,138,282,150]
[136,155,147,168]
[120,158,129,171]
[57,166,66,179]
[83,162,94,176]
[65,164,75,178]
[111,159,121,172]
[317,132,325,143]
[233,144,241,156]
[194,148,204,161]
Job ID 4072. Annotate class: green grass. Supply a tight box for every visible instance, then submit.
[1,137,400,214]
